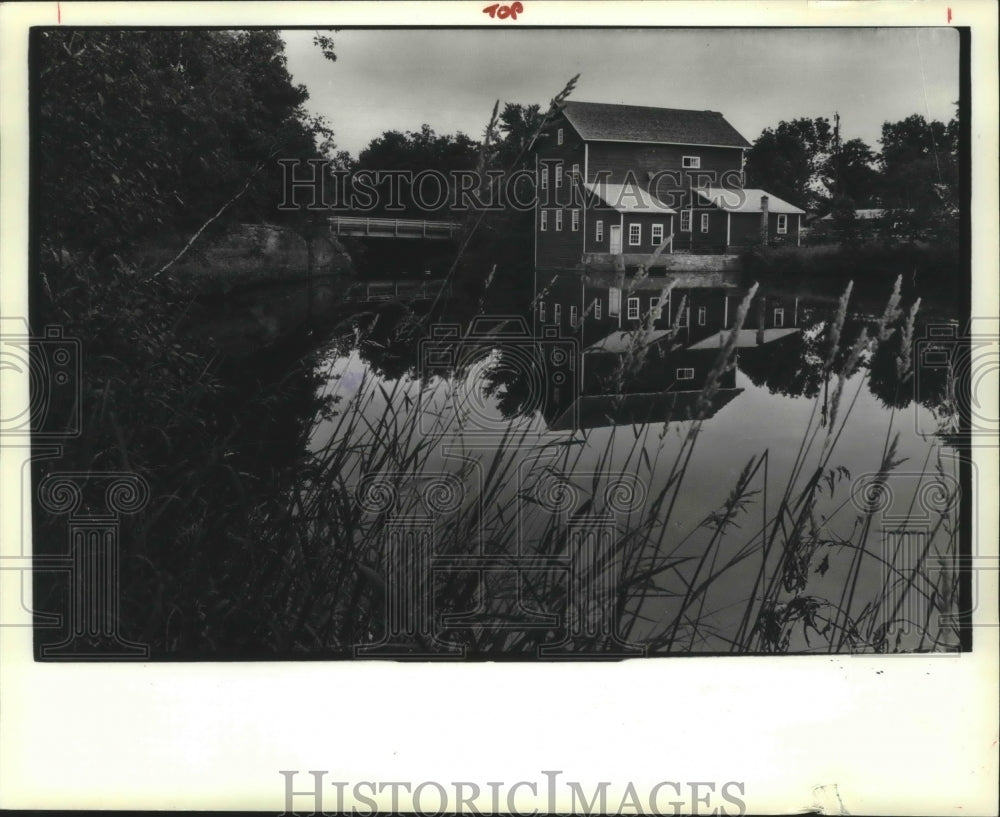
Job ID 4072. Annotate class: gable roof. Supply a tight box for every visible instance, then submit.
[695,187,806,215]
[584,181,677,215]
[560,101,751,149]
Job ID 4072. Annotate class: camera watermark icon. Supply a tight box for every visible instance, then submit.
[417,316,579,437]
[913,318,999,446]
[351,464,648,658]
[0,318,81,439]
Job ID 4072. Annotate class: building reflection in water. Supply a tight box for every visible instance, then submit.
[540,287,802,431]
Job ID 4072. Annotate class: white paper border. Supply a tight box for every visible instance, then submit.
[1,3,997,814]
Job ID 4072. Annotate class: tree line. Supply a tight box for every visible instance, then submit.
[744,112,960,244]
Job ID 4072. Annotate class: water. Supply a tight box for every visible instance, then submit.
[301,285,963,656]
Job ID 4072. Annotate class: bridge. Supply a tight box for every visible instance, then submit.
[329,215,462,240]
[342,278,451,304]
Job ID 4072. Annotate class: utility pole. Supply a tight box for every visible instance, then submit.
[832,111,842,199]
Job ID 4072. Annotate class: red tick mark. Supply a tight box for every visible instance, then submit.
[57,2,61,23]
[947,7,952,23]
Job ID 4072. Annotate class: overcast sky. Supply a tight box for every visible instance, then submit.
[280,28,960,158]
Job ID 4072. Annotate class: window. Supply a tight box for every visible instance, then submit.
[557,128,564,146]
[650,297,662,319]
[682,156,701,169]
[697,307,707,326]
[651,224,664,245]
[571,209,580,232]
[555,164,563,188]
[676,368,695,380]
[628,223,642,246]
[595,220,604,242]
[680,210,692,232]
[540,166,548,189]
[594,298,602,320]
[571,163,580,180]
[609,288,621,316]
[627,297,640,320]
[553,303,562,324]
[700,213,710,233]
[678,308,689,328]
[773,308,785,328]
[569,305,578,327]
[555,210,563,231]
[777,214,788,234]
[538,301,546,322]
[540,209,548,231]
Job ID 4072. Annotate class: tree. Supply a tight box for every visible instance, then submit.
[877,112,959,243]
[822,138,880,207]
[745,117,832,211]
[34,29,331,271]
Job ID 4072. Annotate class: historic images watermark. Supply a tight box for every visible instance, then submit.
[279,770,748,816]
[277,159,747,214]
[0,317,150,657]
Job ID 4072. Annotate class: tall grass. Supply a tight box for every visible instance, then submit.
[143,274,957,658]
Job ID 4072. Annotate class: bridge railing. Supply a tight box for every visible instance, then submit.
[343,279,451,302]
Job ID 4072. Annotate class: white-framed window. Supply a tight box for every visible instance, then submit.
[555,164,563,188]
[557,128,564,146]
[571,209,580,231]
[569,305,578,327]
[698,307,707,326]
[700,213,710,233]
[594,298,603,320]
[553,303,562,324]
[676,367,695,380]
[627,297,640,320]
[538,301,546,322]
[682,156,701,169]
[571,163,580,179]
[555,210,563,231]
[628,223,642,246]
[678,308,689,328]
[595,220,604,242]
[540,166,548,189]
[773,307,785,327]
[609,287,621,316]
[650,297,662,319]
[540,209,548,231]
[651,224,664,245]
[776,214,788,234]
[680,210,692,232]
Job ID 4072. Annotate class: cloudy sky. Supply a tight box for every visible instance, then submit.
[280,27,960,158]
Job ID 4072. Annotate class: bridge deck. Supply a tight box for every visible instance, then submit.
[330,216,462,239]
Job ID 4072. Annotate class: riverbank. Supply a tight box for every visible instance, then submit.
[141,222,355,295]
[740,241,964,317]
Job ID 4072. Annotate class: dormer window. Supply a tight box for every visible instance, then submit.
[682,156,701,169]
[557,128,564,145]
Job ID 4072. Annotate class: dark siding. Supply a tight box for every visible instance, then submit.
[535,112,587,269]
[587,142,743,211]
[584,202,619,255]
[729,212,801,248]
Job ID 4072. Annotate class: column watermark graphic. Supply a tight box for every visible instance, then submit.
[1,317,150,657]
